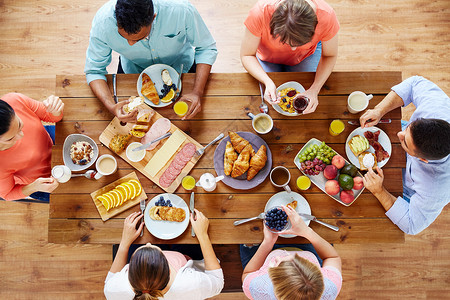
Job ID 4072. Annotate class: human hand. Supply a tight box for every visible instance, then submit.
[363,167,385,195]
[264,80,279,104]
[299,89,319,114]
[360,108,383,128]
[190,209,209,238]
[179,92,201,120]
[262,222,278,245]
[281,205,312,237]
[121,212,144,247]
[113,100,138,123]
[30,177,59,193]
[43,95,64,117]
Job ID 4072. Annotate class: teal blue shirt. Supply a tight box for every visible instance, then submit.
[85,0,218,84]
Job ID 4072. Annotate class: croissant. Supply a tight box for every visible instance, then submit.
[247,145,267,180]
[141,73,160,105]
[229,131,255,156]
[224,141,238,176]
[231,143,252,178]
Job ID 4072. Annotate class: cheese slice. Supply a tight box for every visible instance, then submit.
[144,130,187,177]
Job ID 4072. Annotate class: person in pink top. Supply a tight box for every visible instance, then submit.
[241,205,342,299]
[0,93,64,201]
[241,0,339,114]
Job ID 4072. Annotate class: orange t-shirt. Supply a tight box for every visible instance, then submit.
[244,0,339,65]
[0,93,63,200]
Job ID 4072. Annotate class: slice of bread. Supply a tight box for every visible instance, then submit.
[348,135,370,156]
[358,151,377,171]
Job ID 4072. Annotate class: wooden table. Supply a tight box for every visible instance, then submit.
[49,72,405,245]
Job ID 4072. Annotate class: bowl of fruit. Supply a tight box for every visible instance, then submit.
[264,206,291,233]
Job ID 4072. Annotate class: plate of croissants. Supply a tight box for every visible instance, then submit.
[137,64,181,108]
[213,131,272,190]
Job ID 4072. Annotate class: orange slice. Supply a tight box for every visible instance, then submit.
[119,183,132,201]
[161,89,176,103]
[116,188,127,205]
[128,179,142,199]
[97,195,110,211]
[117,184,130,201]
[109,190,122,207]
[123,182,136,200]
[102,193,114,209]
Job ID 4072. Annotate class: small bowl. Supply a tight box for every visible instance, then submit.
[63,134,98,171]
[264,206,291,233]
[126,142,146,162]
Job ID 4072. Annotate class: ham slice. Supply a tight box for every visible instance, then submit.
[142,118,171,151]
[364,130,390,162]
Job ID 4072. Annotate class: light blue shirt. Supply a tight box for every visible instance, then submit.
[386,76,450,235]
[84,0,218,84]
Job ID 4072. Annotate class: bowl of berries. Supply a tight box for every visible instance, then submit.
[264,206,291,233]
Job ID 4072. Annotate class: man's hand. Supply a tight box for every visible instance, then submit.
[363,167,385,195]
[43,95,64,117]
[121,212,144,247]
[360,108,383,128]
[299,88,319,114]
[179,92,201,120]
[113,100,137,123]
[264,80,279,104]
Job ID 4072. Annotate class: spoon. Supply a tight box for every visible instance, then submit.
[71,170,97,179]
[258,83,269,114]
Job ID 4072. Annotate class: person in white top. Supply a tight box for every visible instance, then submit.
[104,210,224,300]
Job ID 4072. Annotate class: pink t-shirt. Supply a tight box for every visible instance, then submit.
[243,249,342,299]
[244,0,340,65]
[162,250,188,272]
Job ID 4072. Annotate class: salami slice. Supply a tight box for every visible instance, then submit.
[159,174,171,188]
[181,143,196,157]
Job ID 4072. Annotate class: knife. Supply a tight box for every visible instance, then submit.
[297,212,339,231]
[139,198,146,236]
[112,74,118,104]
[190,192,196,237]
[132,132,172,152]
[348,119,391,126]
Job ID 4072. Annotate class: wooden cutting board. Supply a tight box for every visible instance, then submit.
[99,106,202,193]
[90,172,147,221]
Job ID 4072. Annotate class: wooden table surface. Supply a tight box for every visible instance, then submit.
[49,71,405,244]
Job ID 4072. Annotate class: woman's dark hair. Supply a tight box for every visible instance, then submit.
[115,0,154,34]
[0,99,15,136]
[128,246,170,300]
[410,118,450,160]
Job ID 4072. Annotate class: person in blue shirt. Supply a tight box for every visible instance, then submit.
[85,0,218,122]
[360,76,450,235]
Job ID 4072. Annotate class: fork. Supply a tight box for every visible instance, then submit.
[234,213,265,226]
[175,64,183,99]
[194,133,224,157]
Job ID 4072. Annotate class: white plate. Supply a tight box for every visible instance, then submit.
[137,64,181,108]
[264,191,311,238]
[345,126,392,169]
[62,134,99,172]
[144,193,190,240]
[273,81,305,116]
[293,138,365,206]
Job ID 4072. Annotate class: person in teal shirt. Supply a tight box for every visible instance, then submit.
[85,0,218,121]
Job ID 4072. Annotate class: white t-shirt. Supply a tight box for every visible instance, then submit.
[104,260,224,300]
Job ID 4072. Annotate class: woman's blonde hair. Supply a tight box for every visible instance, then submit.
[128,246,170,300]
[270,0,318,47]
[268,254,324,300]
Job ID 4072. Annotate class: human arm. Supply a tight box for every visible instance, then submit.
[109,212,144,273]
[0,172,59,201]
[179,63,211,120]
[363,167,396,211]
[13,93,63,123]
[190,209,221,271]
[283,205,341,271]
[359,91,404,128]
[300,34,338,114]
[241,224,278,282]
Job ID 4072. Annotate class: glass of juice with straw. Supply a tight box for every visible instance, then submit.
[329,119,345,136]
[174,101,189,117]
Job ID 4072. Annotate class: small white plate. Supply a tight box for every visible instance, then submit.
[62,134,99,171]
[264,191,311,238]
[144,193,190,240]
[274,81,305,116]
[137,64,181,108]
[345,126,392,169]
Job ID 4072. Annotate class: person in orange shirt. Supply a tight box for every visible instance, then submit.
[0,93,64,201]
[241,0,339,114]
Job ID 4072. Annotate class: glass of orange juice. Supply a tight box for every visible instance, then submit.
[181,175,196,190]
[174,101,189,117]
[296,176,311,190]
[329,119,345,136]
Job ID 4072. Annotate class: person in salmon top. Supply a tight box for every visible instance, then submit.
[0,93,64,201]
[241,0,339,114]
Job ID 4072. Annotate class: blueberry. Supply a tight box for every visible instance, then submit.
[159,95,163,99]
[169,204,172,207]
[287,104,291,108]
[167,200,171,204]
[163,84,168,88]
[171,84,176,89]
[282,98,287,103]
[159,196,164,201]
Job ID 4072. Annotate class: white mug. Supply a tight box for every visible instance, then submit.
[94,154,117,179]
[347,91,373,114]
[269,166,291,193]
[51,165,72,183]
[247,112,273,134]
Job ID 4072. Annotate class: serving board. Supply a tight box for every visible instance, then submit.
[99,105,202,193]
[90,172,147,221]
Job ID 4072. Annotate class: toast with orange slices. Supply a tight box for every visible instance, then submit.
[96,179,142,211]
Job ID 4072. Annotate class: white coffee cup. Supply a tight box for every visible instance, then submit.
[51,165,72,183]
[247,112,273,134]
[347,91,373,114]
[269,166,291,193]
[94,154,117,179]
